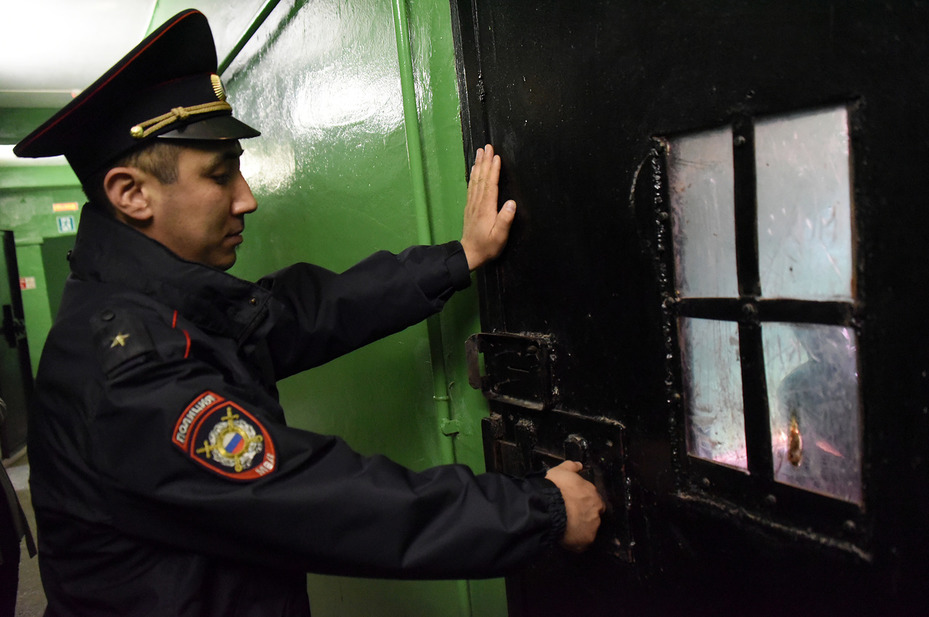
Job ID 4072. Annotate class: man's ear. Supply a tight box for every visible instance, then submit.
[103,167,153,223]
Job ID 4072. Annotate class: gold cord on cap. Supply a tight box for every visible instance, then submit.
[129,101,232,139]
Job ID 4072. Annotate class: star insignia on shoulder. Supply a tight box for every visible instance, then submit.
[110,332,131,348]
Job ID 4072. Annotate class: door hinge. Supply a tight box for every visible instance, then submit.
[439,418,462,436]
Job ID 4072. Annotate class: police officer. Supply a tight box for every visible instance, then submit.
[14,9,604,616]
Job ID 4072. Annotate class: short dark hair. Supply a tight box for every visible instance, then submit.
[82,141,185,209]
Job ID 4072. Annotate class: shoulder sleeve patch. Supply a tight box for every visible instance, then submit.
[172,391,277,481]
[91,307,156,379]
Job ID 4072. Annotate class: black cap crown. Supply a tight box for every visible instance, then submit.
[13,9,260,181]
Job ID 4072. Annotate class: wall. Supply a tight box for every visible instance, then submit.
[0,163,82,374]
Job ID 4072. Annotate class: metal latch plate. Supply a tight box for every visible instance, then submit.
[466,332,555,411]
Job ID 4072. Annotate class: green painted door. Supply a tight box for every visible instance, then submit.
[0,230,33,459]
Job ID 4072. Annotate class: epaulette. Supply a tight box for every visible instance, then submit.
[90,307,156,379]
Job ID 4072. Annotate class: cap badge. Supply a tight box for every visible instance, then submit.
[211,74,226,101]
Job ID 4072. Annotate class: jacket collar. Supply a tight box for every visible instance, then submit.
[68,204,271,344]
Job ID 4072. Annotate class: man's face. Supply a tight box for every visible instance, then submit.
[143,141,257,270]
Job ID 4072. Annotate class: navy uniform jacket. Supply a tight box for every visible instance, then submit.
[29,205,566,617]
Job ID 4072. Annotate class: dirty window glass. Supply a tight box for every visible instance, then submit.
[680,317,748,471]
[763,322,862,504]
[755,107,854,301]
[666,127,739,298]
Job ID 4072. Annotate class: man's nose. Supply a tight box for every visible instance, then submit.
[233,172,258,215]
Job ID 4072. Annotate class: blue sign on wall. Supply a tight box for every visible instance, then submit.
[57,215,75,233]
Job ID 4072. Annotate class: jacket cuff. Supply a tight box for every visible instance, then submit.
[443,241,472,291]
[526,474,567,549]
[395,242,471,308]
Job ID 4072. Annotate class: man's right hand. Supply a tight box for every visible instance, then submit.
[545,460,606,551]
[460,144,517,271]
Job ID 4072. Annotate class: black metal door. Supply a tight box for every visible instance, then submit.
[0,230,33,460]
[452,2,929,615]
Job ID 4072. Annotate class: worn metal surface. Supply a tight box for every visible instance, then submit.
[452,1,929,615]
